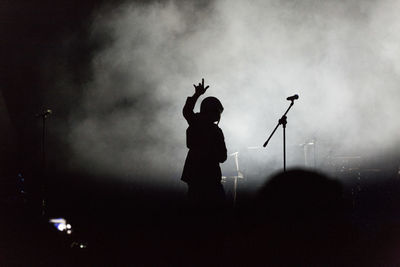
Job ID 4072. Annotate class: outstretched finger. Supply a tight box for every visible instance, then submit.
[205,86,209,90]
[193,84,196,89]
[202,78,204,87]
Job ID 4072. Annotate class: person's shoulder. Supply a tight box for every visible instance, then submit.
[188,113,201,125]
[193,113,201,120]
[212,124,224,133]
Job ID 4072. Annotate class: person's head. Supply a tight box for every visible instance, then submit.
[200,96,224,123]
[256,169,346,222]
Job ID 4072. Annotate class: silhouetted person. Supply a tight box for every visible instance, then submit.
[181,78,227,211]
[231,169,355,266]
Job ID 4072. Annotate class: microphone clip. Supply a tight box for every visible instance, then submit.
[36,109,52,118]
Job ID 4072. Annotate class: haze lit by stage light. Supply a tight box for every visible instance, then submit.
[45,0,400,189]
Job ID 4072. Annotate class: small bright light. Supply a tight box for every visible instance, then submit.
[49,218,70,232]
[67,230,72,234]
[57,223,67,231]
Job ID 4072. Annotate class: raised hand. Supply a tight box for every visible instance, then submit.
[193,78,209,96]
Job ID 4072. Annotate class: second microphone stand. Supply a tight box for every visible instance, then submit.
[263,99,296,172]
[37,109,51,216]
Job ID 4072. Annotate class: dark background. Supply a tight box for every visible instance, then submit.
[1,1,400,265]
[1,0,112,178]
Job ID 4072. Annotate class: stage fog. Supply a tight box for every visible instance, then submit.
[50,0,400,188]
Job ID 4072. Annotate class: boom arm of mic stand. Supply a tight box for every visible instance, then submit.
[263,101,294,147]
[263,122,280,147]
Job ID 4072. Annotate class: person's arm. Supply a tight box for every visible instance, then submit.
[183,78,209,123]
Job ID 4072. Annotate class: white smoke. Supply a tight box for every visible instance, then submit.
[68,0,400,186]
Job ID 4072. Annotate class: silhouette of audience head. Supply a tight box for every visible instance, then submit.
[200,96,223,123]
[235,169,352,265]
[256,169,346,222]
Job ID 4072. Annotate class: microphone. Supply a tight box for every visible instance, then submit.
[287,94,299,101]
[36,109,52,117]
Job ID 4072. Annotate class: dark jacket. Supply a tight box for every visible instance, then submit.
[181,96,227,184]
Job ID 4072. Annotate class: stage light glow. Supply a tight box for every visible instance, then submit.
[49,218,72,233]
[57,223,66,231]
[49,218,66,224]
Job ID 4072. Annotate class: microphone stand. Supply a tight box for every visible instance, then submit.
[37,109,51,216]
[263,100,296,172]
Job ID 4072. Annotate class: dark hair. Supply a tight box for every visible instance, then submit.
[200,96,224,114]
